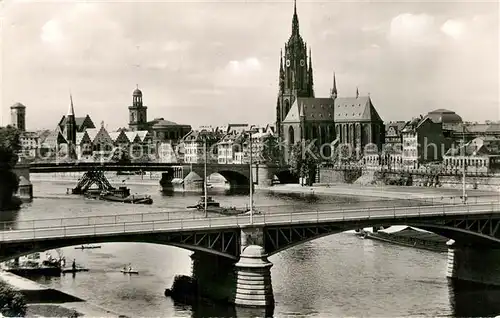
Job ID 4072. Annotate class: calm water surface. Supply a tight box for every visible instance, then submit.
[9,176,500,317]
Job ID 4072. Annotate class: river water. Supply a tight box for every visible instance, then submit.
[9,177,500,317]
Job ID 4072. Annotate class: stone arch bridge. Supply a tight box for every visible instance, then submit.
[26,162,297,191]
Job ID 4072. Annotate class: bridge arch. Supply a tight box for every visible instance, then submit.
[264,219,500,256]
[273,169,298,184]
[215,170,250,189]
[0,231,240,263]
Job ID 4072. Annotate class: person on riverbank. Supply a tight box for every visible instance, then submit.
[72,259,76,271]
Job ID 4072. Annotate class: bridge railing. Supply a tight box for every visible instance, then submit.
[251,194,500,215]
[2,194,500,231]
[2,202,500,242]
[0,209,200,231]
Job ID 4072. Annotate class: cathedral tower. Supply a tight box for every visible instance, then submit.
[10,102,26,132]
[128,85,148,131]
[276,0,314,140]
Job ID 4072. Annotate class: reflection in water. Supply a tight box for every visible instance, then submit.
[449,280,500,317]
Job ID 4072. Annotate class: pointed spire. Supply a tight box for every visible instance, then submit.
[331,72,337,98]
[356,87,359,98]
[292,0,299,35]
[68,93,75,117]
[308,49,314,96]
[279,49,285,92]
[280,49,283,70]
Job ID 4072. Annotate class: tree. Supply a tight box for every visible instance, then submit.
[0,279,27,317]
[0,126,20,168]
[289,140,320,186]
[260,134,281,164]
[0,126,21,211]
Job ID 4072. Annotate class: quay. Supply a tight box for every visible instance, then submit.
[0,271,126,317]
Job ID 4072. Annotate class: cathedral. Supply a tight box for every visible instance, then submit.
[276,1,384,156]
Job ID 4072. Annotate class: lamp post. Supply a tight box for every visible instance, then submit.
[204,137,208,217]
[462,125,467,204]
[248,131,253,225]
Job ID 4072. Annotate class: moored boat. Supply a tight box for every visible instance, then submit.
[74,245,101,250]
[121,269,139,274]
[62,267,89,274]
[187,196,220,209]
[98,191,153,205]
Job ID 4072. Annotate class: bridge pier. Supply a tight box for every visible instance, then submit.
[235,226,275,309]
[13,164,33,201]
[181,226,274,311]
[446,240,500,286]
[190,252,236,302]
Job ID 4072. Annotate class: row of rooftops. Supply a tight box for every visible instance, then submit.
[181,124,275,144]
[444,136,500,157]
[384,109,500,136]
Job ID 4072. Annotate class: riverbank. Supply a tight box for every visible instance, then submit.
[258,183,499,204]
[0,271,125,317]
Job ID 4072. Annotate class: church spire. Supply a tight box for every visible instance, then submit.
[331,72,337,98]
[308,48,314,97]
[68,93,75,117]
[356,87,359,98]
[279,49,285,92]
[292,0,299,35]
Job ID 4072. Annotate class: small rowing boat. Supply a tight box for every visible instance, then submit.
[62,268,89,274]
[121,269,139,275]
[74,245,101,250]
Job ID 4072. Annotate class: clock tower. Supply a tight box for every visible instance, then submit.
[276,0,314,140]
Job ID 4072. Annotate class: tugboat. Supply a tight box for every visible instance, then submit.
[187,196,220,209]
[85,186,153,205]
[100,191,153,205]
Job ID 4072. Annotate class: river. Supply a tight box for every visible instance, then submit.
[9,177,500,317]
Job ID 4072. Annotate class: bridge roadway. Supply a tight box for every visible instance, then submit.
[28,162,249,173]
[1,202,500,243]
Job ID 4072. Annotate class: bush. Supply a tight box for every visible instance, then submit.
[0,280,27,317]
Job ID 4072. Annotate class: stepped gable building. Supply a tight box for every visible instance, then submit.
[276,1,384,153]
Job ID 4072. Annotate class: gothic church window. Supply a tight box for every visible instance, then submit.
[288,126,295,145]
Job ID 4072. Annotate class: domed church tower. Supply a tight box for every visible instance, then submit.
[128,85,148,131]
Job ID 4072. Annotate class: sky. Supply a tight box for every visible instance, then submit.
[1,0,498,131]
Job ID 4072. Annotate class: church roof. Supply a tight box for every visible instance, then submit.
[334,96,382,122]
[283,98,335,123]
[58,115,95,132]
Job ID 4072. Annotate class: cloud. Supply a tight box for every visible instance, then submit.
[162,41,192,52]
[213,57,267,89]
[441,19,465,39]
[40,19,64,44]
[388,13,438,47]
[226,57,261,73]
